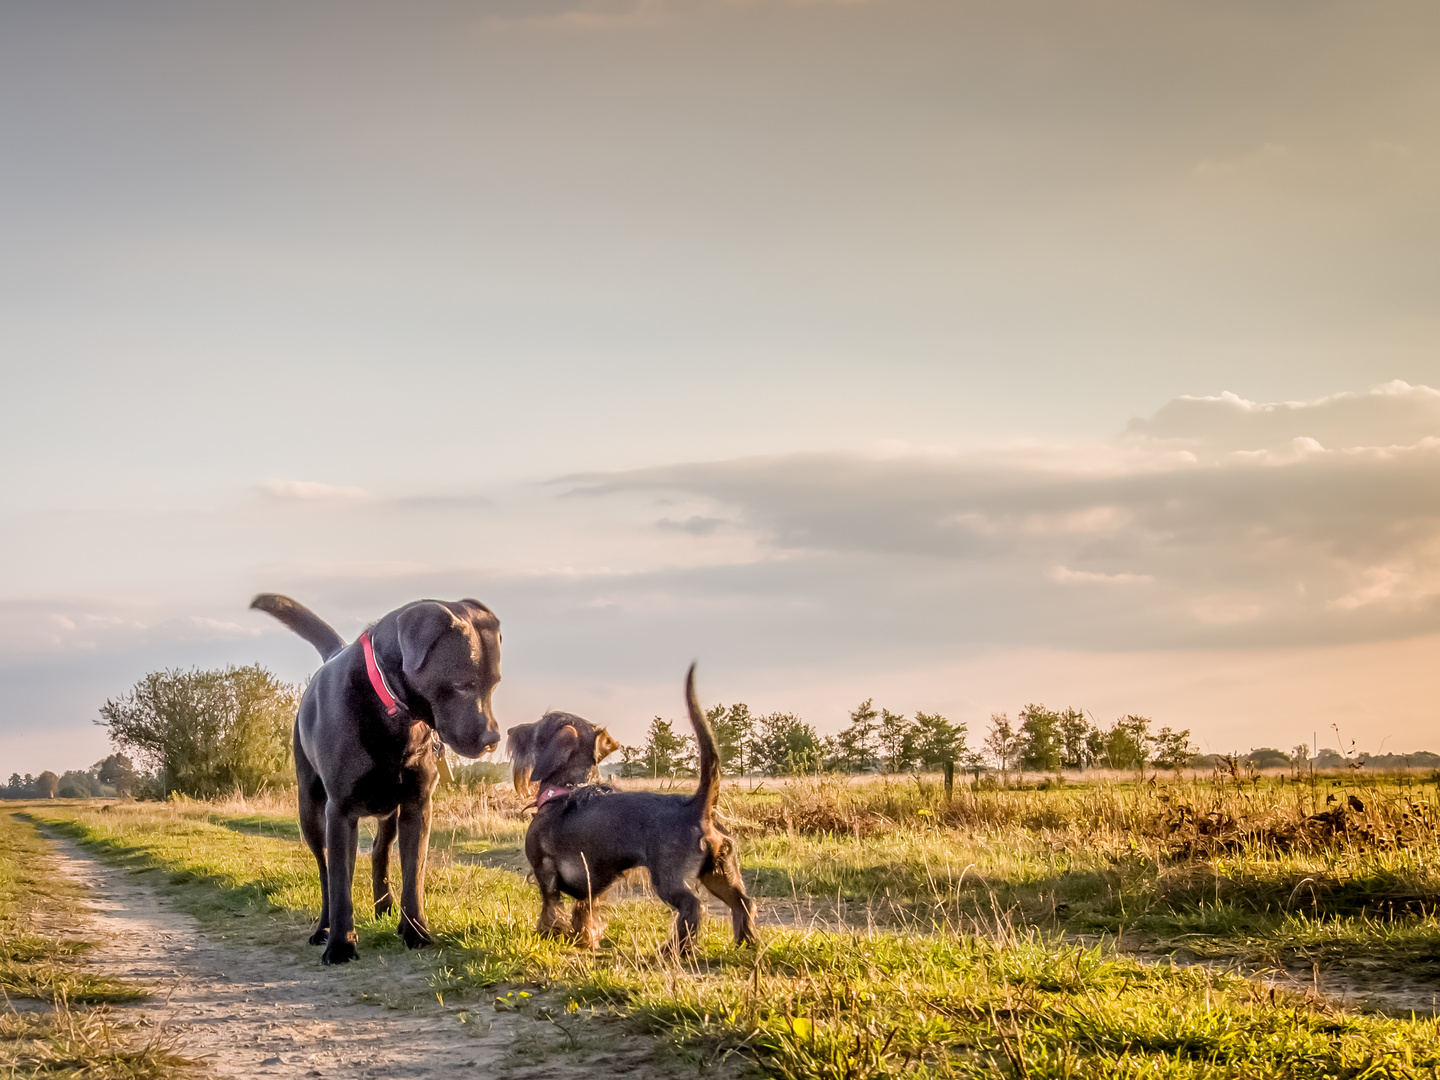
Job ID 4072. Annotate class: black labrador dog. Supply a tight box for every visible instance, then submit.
[252,594,502,965]
[508,666,756,955]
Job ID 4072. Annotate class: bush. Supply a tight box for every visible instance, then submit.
[97,665,301,798]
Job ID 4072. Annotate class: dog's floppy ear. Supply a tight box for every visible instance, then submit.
[508,722,539,794]
[396,602,461,682]
[594,727,619,764]
[530,721,580,788]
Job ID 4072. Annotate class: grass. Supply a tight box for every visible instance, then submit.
[18,772,1440,1077]
[0,806,196,1078]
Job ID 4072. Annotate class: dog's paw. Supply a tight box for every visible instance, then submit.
[308,926,329,946]
[321,937,359,965]
[399,916,433,949]
[373,897,393,918]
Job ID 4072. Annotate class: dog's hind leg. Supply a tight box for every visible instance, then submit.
[651,868,703,958]
[297,758,330,946]
[321,805,361,965]
[699,836,758,946]
[372,810,398,918]
[396,796,433,948]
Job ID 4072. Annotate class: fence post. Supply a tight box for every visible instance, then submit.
[943,759,955,802]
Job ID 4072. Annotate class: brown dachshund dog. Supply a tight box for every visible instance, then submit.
[507,667,757,954]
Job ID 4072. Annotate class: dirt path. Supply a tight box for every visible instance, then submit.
[33,833,675,1079]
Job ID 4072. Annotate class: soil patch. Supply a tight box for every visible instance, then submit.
[32,831,686,1079]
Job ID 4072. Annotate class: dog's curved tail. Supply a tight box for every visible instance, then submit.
[686,664,721,825]
[250,594,346,661]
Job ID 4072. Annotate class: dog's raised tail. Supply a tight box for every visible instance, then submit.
[686,663,722,824]
[250,594,346,661]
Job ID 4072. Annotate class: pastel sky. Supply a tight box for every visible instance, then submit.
[4,1,1439,774]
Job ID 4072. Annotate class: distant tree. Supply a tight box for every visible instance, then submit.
[877,709,916,773]
[1243,747,1290,771]
[1057,709,1096,770]
[57,770,101,799]
[751,712,823,776]
[1291,744,1312,776]
[98,665,300,797]
[615,743,648,779]
[912,712,966,770]
[36,771,60,799]
[707,703,753,776]
[1313,748,1347,769]
[1151,727,1197,773]
[983,713,1022,785]
[97,754,138,796]
[828,699,880,773]
[1102,715,1152,776]
[1018,704,1063,774]
[641,717,693,778]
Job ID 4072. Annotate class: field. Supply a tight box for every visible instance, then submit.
[7,769,1440,1078]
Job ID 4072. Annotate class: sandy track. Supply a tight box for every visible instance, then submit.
[33,832,675,1079]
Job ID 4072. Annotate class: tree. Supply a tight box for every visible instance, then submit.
[1243,746,1290,771]
[36,771,59,799]
[912,712,966,770]
[97,754,138,796]
[616,743,648,779]
[983,713,1022,785]
[707,703,753,776]
[1151,727,1197,773]
[1058,709,1096,770]
[1102,715,1151,775]
[58,770,101,798]
[98,665,300,797]
[641,717,693,778]
[877,709,916,773]
[1291,743,1312,776]
[751,712,823,776]
[1018,704,1062,774]
[829,699,880,773]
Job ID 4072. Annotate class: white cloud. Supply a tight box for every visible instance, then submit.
[257,480,375,502]
[1050,566,1153,586]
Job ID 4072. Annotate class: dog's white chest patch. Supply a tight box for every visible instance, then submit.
[558,856,593,891]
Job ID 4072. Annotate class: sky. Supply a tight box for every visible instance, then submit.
[3,0,1439,774]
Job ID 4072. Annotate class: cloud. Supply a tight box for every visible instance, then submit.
[1050,566,1153,586]
[1123,382,1440,455]
[1195,142,1288,175]
[256,480,375,502]
[567,383,1440,650]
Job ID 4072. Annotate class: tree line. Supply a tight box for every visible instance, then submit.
[18,662,1430,799]
[616,700,1200,780]
[2,754,138,800]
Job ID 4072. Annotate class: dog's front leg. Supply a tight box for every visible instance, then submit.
[396,796,433,948]
[322,807,361,965]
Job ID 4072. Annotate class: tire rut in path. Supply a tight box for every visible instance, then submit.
[35,832,667,1079]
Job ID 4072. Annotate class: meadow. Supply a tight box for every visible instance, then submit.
[9,769,1440,1078]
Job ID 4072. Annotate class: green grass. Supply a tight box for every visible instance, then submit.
[0,807,195,1078]
[728,774,1440,972]
[25,781,1440,1078]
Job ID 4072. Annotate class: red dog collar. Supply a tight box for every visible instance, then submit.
[536,785,573,807]
[359,630,403,717]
